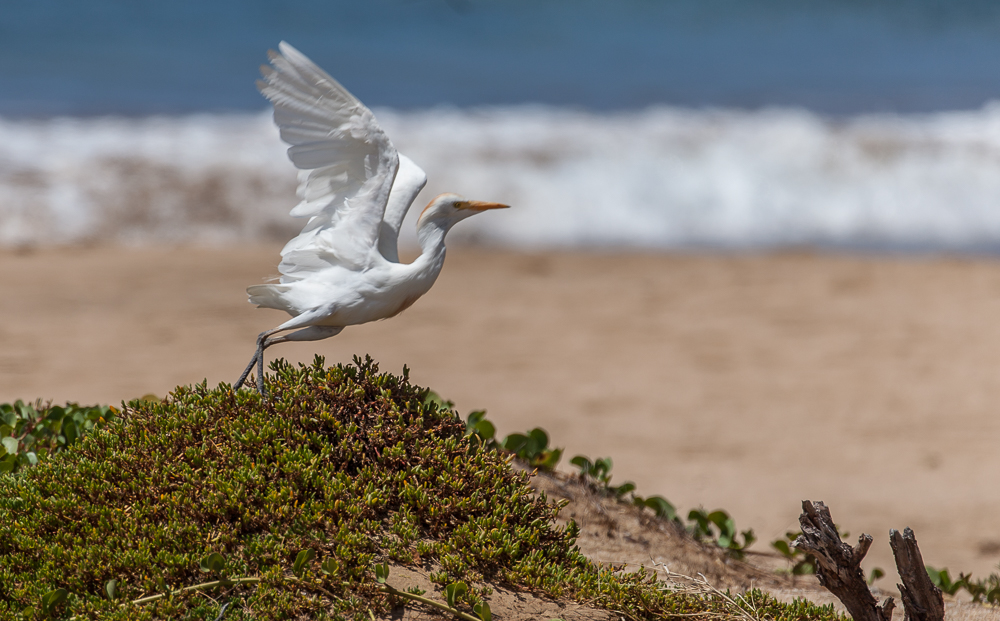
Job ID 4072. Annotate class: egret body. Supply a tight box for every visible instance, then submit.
[234,43,508,396]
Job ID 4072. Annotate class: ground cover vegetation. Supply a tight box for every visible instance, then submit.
[0,400,116,473]
[461,406,756,561]
[924,567,1000,605]
[0,356,980,618]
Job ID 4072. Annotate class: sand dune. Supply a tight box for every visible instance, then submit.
[3,245,1000,581]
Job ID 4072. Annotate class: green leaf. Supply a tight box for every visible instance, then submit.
[707,510,733,533]
[1,436,17,455]
[527,428,549,451]
[687,509,712,538]
[868,567,884,585]
[924,565,941,587]
[500,433,528,454]
[63,419,79,446]
[535,448,562,470]
[0,453,16,473]
[465,410,487,427]
[612,481,636,497]
[422,390,454,411]
[293,548,315,578]
[926,566,944,587]
[444,581,468,608]
[643,496,676,521]
[474,601,492,621]
[14,401,33,420]
[772,540,793,557]
[569,455,592,473]
[105,579,119,600]
[41,587,68,612]
[320,558,339,576]
[374,563,389,584]
[199,552,226,574]
[472,420,496,442]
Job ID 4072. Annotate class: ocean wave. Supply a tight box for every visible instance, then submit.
[3,105,1000,251]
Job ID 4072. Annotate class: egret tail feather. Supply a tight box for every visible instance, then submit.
[247,284,294,312]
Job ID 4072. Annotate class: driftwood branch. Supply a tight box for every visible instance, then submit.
[793,500,894,621]
[890,527,945,621]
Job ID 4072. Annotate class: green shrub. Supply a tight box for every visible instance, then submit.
[926,566,1000,603]
[498,428,563,470]
[0,400,116,473]
[686,509,756,560]
[457,407,563,470]
[0,356,845,621]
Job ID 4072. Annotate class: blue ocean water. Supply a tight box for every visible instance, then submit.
[4,1,1000,251]
[4,0,1000,116]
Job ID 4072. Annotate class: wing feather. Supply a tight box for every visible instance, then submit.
[286,142,366,169]
[258,41,398,279]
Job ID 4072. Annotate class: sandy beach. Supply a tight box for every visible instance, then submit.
[3,244,1000,581]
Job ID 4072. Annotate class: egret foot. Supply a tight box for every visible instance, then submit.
[233,330,279,397]
[233,351,258,392]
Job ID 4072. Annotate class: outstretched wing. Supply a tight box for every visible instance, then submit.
[258,41,399,281]
[377,153,427,263]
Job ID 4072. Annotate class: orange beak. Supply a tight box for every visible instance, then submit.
[461,201,510,211]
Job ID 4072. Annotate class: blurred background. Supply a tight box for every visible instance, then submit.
[4,0,1000,582]
[5,0,1000,250]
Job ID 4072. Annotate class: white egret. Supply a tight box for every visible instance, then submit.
[234,42,509,397]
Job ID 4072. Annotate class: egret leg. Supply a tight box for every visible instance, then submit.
[234,328,281,393]
[233,325,344,398]
[255,326,343,399]
[256,339,267,398]
[233,352,258,391]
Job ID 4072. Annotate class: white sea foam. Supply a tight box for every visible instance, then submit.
[3,104,1000,251]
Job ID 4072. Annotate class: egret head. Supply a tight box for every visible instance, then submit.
[418,193,509,230]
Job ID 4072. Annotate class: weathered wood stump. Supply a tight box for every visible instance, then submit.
[890,527,945,621]
[793,500,895,621]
